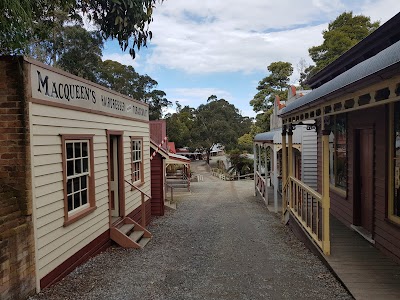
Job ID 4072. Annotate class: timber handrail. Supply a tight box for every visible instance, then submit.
[289,176,322,200]
[283,175,328,254]
[125,180,151,199]
[125,180,151,227]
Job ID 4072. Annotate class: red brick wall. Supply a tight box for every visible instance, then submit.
[0,57,35,299]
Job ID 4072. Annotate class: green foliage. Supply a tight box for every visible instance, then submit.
[238,124,263,152]
[308,11,380,73]
[166,106,195,148]
[192,97,252,162]
[166,96,252,163]
[98,60,171,120]
[227,149,254,175]
[250,61,293,113]
[1,0,163,58]
[55,26,104,82]
[0,0,34,54]
[83,0,163,59]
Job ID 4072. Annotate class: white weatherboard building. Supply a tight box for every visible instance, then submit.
[253,86,317,212]
[0,56,153,296]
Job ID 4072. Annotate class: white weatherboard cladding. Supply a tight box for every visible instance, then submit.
[301,128,318,190]
[30,64,149,122]
[31,103,150,279]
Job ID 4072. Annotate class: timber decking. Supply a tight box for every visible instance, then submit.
[325,217,400,300]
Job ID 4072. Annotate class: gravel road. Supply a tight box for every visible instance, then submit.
[31,160,352,300]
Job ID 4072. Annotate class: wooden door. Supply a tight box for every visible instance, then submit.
[109,135,122,218]
[358,128,374,233]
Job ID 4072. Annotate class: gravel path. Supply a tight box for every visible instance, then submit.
[31,161,352,300]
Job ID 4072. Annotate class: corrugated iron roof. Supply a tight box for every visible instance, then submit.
[254,128,303,144]
[280,40,400,116]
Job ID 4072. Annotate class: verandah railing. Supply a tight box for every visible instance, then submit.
[283,176,330,255]
[255,171,266,202]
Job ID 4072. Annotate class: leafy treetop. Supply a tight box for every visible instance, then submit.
[0,0,163,58]
[306,11,380,77]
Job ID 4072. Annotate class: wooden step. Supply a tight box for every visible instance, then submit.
[139,237,151,248]
[129,230,144,242]
[110,217,152,249]
[120,223,135,234]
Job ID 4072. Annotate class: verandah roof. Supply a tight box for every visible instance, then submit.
[254,128,302,144]
[280,40,400,117]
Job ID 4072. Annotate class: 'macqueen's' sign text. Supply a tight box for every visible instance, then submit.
[30,64,148,121]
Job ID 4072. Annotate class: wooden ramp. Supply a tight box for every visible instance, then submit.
[325,217,400,300]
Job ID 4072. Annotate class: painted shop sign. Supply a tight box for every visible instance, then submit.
[30,64,148,121]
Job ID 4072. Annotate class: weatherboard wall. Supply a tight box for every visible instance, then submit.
[23,58,151,288]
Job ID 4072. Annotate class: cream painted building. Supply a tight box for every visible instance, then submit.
[0,56,153,297]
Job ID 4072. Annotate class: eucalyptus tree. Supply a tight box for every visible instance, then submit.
[192,96,252,164]
[98,60,171,120]
[1,0,164,58]
[304,12,380,79]
[249,61,293,130]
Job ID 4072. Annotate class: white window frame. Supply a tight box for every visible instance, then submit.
[62,135,96,226]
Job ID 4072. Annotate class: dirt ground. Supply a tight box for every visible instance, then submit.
[31,160,352,300]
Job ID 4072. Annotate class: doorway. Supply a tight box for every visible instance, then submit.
[108,132,125,223]
[354,128,374,235]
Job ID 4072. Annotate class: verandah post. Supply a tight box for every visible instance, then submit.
[281,125,287,216]
[264,145,268,202]
[253,143,257,196]
[322,127,331,255]
[288,125,293,208]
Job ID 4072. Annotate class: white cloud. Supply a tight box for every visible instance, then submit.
[360,0,400,23]
[165,87,232,109]
[138,0,399,75]
[170,88,231,100]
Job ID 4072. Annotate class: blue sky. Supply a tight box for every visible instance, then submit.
[101,0,400,118]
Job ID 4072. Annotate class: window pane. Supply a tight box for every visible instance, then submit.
[82,142,88,157]
[67,161,74,176]
[81,176,87,189]
[81,190,88,205]
[335,116,347,189]
[68,195,73,211]
[329,132,335,185]
[75,159,82,173]
[73,177,80,192]
[67,179,72,195]
[75,142,81,158]
[74,193,80,209]
[394,104,400,217]
[66,143,73,159]
[83,158,88,172]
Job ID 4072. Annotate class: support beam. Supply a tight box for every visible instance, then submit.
[281,126,287,216]
[264,146,268,203]
[288,126,293,208]
[273,145,278,213]
[253,144,257,196]
[322,128,331,255]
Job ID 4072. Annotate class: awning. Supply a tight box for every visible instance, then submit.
[166,153,191,165]
[254,128,303,144]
